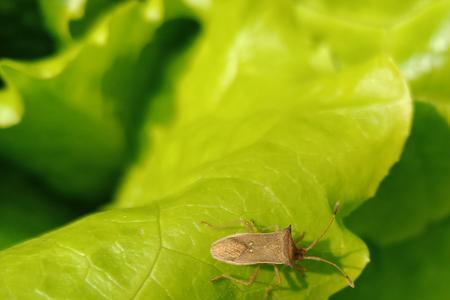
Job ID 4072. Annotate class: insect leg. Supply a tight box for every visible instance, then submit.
[211,266,261,286]
[265,265,282,298]
[241,219,258,233]
[293,264,307,277]
[241,221,287,233]
[200,221,240,230]
[201,219,259,232]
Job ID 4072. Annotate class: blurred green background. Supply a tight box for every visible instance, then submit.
[0,0,200,249]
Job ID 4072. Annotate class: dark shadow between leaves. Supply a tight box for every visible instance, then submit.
[101,17,200,163]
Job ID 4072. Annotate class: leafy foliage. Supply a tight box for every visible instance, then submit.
[0,0,449,299]
[0,1,193,200]
[333,216,450,300]
[347,102,450,245]
[0,0,413,297]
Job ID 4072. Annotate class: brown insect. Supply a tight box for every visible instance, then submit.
[205,202,354,295]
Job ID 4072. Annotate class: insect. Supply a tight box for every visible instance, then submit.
[205,202,354,295]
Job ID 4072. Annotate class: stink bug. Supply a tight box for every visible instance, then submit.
[205,202,354,295]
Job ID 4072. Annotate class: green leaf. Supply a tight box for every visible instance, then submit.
[332,216,450,300]
[39,0,129,44]
[0,0,415,298]
[0,186,367,299]
[161,0,209,21]
[0,1,165,200]
[38,0,86,43]
[392,1,450,124]
[0,206,161,299]
[0,88,22,128]
[346,102,450,245]
[298,0,450,246]
[297,0,437,27]
[293,0,450,122]
[0,2,415,299]
[116,0,412,212]
[0,53,410,298]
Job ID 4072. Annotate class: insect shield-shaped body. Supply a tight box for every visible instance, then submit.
[211,226,296,267]
[207,202,354,295]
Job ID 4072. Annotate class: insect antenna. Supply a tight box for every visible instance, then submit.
[300,202,354,288]
[304,202,340,252]
[302,255,354,288]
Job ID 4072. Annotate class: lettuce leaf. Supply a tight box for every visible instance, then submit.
[389,0,450,124]
[287,0,450,247]
[333,216,450,300]
[292,0,450,123]
[1,0,438,299]
[0,1,164,200]
[5,1,415,298]
[39,0,128,44]
[116,0,412,213]
[0,88,22,128]
[298,0,450,249]
[347,102,450,245]
[0,54,411,298]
